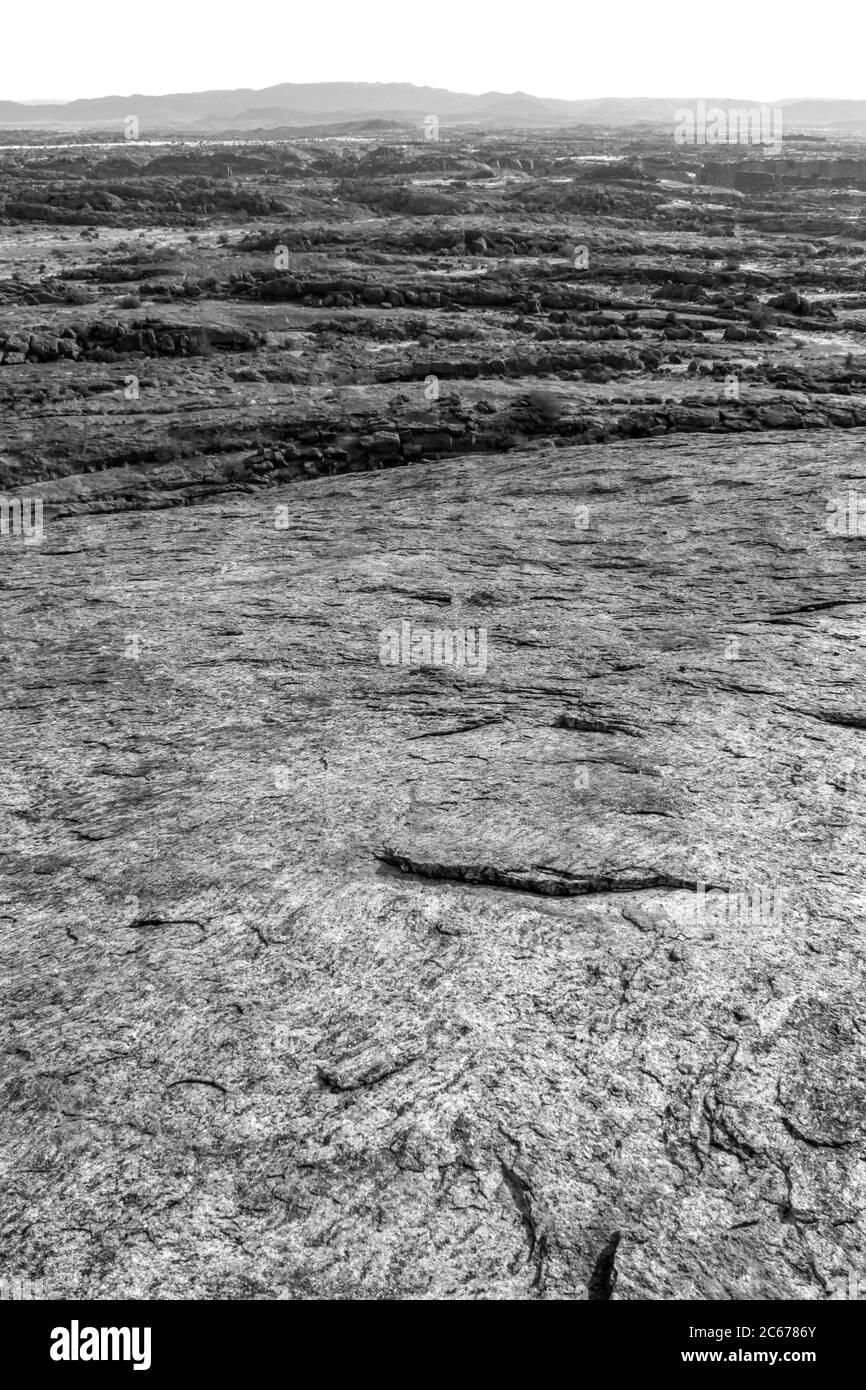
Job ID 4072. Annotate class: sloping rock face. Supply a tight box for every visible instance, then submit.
[1,432,865,1300]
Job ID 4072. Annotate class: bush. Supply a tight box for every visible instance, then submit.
[63,285,95,305]
[520,389,565,423]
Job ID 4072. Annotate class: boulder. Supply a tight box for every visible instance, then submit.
[360,430,402,456]
[27,333,60,360]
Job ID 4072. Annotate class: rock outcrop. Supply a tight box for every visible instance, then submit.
[2,432,864,1299]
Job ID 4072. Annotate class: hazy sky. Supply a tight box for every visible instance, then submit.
[4,0,856,102]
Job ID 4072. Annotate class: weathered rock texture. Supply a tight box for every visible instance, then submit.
[1,431,865,1299]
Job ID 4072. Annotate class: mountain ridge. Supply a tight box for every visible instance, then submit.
[1,82,865,130]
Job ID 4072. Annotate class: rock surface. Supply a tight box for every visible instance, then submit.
[2,431,865,1299]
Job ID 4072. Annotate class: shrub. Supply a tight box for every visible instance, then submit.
[520,389,565,423]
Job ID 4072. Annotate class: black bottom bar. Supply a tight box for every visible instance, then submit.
[3,1298,860,1378]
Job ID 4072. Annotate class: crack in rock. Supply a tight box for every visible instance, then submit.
[316,1046,426,1093]
[498,1159,548,1290]
[376,847,720,898]
[555,713,640,737]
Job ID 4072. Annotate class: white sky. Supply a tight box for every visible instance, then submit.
[3,0,859,103]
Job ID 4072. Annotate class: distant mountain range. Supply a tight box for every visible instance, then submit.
[2,83,866,131]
